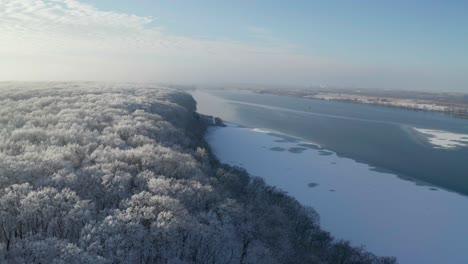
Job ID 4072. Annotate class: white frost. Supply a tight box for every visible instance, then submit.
[207,123,468,264]
[414,128,468,149]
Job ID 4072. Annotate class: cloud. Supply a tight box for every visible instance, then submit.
[1,0,162,53]
[1,0,455,90]
[0,0,345,84]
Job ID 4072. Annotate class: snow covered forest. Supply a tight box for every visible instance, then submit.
[0,83,397,264]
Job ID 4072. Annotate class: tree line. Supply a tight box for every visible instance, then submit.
[0,83,397,263]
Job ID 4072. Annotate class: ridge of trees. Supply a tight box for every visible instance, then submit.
[0,83,397,263]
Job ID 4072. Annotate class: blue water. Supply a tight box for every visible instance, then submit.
[192,89,468,195]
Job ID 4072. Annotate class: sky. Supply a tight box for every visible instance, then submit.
[1,0,467,92]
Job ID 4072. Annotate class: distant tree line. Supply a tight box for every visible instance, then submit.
[0,83,397,263]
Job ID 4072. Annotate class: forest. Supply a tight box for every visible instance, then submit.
[0,83,397,263]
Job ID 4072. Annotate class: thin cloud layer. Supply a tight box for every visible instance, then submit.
[0,0,344,84]
[1,0,463,90]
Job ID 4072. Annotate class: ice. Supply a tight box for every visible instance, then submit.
[414,128,468,149]
[207,123,468,264]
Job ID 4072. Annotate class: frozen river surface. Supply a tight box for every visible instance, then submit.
[206,123,468,264]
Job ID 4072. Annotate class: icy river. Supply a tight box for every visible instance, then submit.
[193,89,468,264]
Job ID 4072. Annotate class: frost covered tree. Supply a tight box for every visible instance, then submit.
[0,82,397,264]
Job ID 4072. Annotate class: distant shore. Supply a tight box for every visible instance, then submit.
[252,89,468,119]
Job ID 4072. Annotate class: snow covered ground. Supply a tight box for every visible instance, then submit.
[206,123,468,264]
[414,128,468,149]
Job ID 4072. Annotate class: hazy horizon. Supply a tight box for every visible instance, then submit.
[1,0,467,92]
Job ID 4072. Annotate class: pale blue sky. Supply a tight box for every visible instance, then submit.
[83,0,468,66]
[1,0,467,91]
[81,0,468,91]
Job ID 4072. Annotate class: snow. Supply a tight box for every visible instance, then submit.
[206,123,468,264]
[414,128,468,149]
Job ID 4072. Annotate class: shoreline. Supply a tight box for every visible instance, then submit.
[220,122,463,195]
[192,89,468,197]
[252,89,468,120]
[205,121,468,264]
